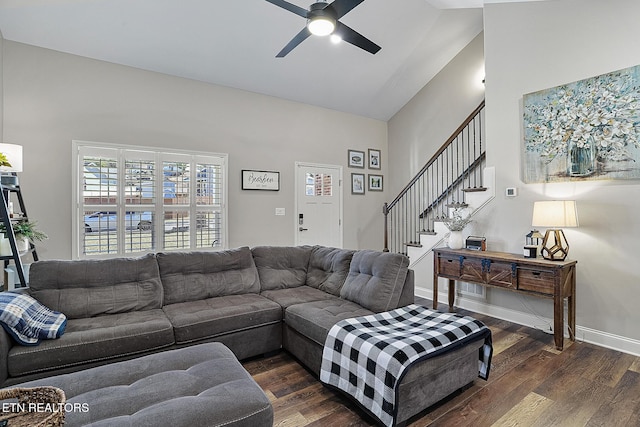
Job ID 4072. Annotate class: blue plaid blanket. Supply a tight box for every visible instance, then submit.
[0,292,67,346]
[320,304,492,427]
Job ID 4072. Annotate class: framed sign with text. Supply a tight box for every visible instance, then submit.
[242,170,280,191]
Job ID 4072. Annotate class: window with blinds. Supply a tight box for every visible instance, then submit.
[74,141,227,259]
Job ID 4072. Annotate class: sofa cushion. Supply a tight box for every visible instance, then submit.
[7,309,174,377]
[340,250,410,312]
[260,286,338,310]
[157,247,260,305]
[28,254,163,319]
[17,343,273,427]
[162,294,282,344]
[285,299,374,346]
[252,246,311,290]
[306,246,355,296]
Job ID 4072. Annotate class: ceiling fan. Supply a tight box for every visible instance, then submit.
[265,0,382,58]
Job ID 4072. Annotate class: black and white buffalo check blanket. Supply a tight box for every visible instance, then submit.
[320,304,492,427]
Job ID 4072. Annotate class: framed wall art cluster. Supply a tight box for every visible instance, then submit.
[347,148,383,194]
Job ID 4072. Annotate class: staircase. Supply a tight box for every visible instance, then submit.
[383,101,495,270]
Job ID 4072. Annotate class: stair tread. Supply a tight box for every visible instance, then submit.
[405,242,422,248]
[446,202,468,208]
[462,187,488,192]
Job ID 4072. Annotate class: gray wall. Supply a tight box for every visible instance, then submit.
[388,33,485,196]
[482,0,640,347]
[1,41,388,258]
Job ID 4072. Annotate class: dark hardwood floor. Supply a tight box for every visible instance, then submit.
[242,298,640,426]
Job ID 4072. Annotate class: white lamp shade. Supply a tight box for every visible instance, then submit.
[532,200,578,228]
[0,143,23,173]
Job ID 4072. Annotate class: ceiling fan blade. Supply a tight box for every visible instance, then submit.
[276,27,312,57]
[326,0,365,19]
[334,22,381,55]
[265,0,308,18]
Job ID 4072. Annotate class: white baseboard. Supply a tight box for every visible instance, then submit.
[415,288,640,357]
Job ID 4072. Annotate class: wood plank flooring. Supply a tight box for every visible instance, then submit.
[242,299,640,426]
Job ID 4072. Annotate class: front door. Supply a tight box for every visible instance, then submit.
[295,163,343,247]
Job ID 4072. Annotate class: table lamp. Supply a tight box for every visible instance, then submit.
[531,200,578,261]
[0,143,23,187]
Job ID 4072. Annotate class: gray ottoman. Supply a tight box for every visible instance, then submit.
[16,343,273,427]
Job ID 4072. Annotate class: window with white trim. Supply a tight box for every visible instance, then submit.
[73,141,227,259]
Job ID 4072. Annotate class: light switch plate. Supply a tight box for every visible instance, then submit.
[505,187,517,197]
[275,208,286,216]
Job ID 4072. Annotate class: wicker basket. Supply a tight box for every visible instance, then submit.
[0,386,65,426]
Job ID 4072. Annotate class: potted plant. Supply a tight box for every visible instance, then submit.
[0,220,47,252]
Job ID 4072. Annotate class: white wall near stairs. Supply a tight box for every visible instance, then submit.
[408,166,495,297]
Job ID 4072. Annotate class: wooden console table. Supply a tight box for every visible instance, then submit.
[433,247,577,350]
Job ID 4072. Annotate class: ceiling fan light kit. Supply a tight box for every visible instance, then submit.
[266,0,381,57]
[307,3,336,36]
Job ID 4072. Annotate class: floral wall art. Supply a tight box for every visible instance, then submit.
[522,65,640,183]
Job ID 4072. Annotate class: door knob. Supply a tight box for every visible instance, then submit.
[299,227,308,231]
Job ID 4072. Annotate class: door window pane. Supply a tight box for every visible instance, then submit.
[305,173,333,196]
[322,174,332,196]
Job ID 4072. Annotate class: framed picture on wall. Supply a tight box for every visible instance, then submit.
[368,149,381,169]
[348,150,365,168]
[351,173,365,195]
[368,174,383,191]
[522,64,640,182]
[241,170,280,191]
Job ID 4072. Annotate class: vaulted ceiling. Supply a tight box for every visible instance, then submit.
[0,1,535,120]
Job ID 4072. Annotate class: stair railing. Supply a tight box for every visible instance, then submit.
[383,101,485,254]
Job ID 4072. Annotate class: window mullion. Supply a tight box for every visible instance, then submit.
[155,152,164,250]
[190,156,197,248]
[117,149,126,255]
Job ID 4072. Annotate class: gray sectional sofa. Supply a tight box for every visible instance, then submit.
[0,245,485,426]
[0,245,413,386]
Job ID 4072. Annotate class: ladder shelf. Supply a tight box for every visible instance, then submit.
[1,182,39,290]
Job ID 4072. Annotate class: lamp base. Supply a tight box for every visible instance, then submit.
[540,229,569,261]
